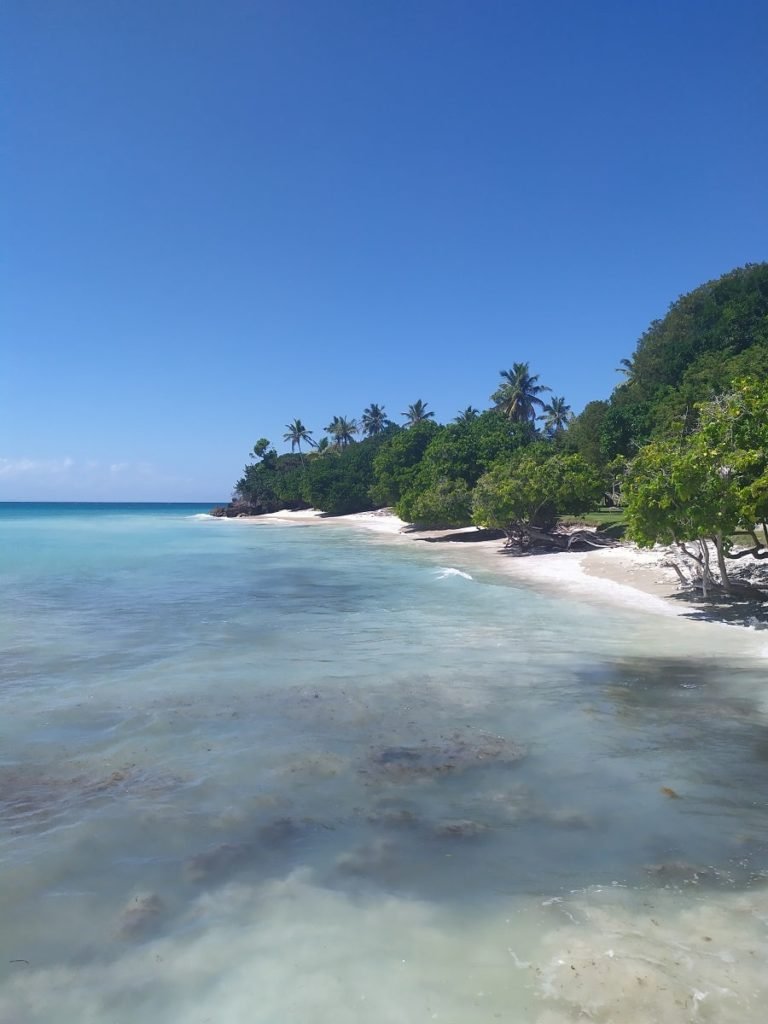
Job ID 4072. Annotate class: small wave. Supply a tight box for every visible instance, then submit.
[188,513,215,520]
[434,567,473,581]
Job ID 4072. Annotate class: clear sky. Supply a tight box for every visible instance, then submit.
[3,0,766,501]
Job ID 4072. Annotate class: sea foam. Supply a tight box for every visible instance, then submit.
[435,566,473,580]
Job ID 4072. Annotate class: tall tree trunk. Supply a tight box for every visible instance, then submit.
[698,539,710,599]
[713,533,732,594]
[678,542,705,591]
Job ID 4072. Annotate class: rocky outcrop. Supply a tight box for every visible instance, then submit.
[209,500,313,517]
[209,501,261,518]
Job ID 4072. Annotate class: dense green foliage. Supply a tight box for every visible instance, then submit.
[303,433,391,515]
[624,378,768,592]
[472,448,602,540]
[402,479,474,529]
[395,412,532,525]
[235,451,306,513]
[567,263,768,465]
[369,421,440,507]
[230,263,768,586]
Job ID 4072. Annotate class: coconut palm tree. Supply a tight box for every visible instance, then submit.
[402,400,435,426]
[361,403,389,436]
[454,406,479,425]
[282,419,316,461]
[541,396,573,435]
[491,363,550,423]
[325,415,358,447]
[615,357,637,382]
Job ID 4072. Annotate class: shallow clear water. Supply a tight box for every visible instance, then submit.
[2,503,768,1022]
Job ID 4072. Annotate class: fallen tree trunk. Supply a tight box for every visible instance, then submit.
[503,524,617,553]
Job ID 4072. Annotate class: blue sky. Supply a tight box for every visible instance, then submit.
[3,0,766,501]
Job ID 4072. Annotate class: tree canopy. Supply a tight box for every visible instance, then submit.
[569,263,768,461]
[325,416,358,447]
[624,378,768,594]
[361,404,389,436]
[283,419,315,457]
[491,363,550,423]
[472,448,602,544]
[402,400,435,426]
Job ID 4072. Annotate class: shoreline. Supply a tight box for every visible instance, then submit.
[213,507,768,637]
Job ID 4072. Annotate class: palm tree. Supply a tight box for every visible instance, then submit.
[282,419,316,461]
[541,396,573,435]
[615,357,636,382]
[402,400,435,426]
[325,415,358,447]
[491,363,550,422]
[361,403,389,436]
[454,406,479,425]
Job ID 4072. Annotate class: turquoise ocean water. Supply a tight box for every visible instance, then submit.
[2,503,768,1022]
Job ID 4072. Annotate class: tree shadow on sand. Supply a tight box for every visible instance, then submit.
[668,590,768,628]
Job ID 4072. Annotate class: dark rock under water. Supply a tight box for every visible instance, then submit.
[364,731,526,782]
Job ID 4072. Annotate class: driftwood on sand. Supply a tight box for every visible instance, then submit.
[418,524,617,552]
[500,524,618,554]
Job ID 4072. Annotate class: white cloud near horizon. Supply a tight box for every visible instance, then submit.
[0,456,194,501]
[0,456,76,478]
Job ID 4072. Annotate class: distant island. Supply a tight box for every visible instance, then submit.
[214,263,768,602]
